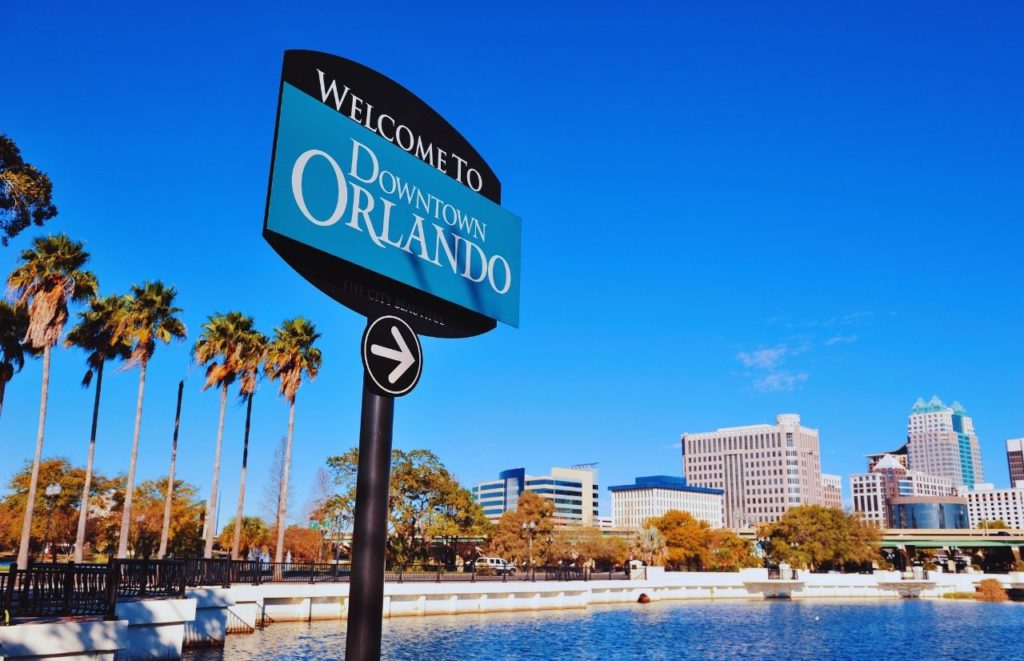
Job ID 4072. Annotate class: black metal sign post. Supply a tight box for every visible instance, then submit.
[345,377,394,661]
[347,316,422,660]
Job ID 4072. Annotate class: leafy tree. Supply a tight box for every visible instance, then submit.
[325,448,488,568]
[647,510,713,571]
[217,516,269,558]
[115,282,186,558]
[193,311,259,558]
[0,134,58,245]
[266,525,323,562]
[979,519,1009,530]
[0,301,30,421]
[64,294,131,562]
[486,491,555,565]
[7,234,97,568]
[548,526,626,568]
[632,525,667,567]
[707,529,759,571]
[265,318,321,564]
[230,325,267,559]
[759,505,881,572]
[0,457,118,559]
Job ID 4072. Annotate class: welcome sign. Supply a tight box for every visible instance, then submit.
[263,51,521,337]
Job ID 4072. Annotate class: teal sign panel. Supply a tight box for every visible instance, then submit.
[265,81,521,329]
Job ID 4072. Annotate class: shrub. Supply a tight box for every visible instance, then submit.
[976,579,1008,603]
[942,592,977,600]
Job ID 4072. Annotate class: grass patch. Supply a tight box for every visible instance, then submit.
[943,592,978,600]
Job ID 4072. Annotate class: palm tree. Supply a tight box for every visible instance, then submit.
[64,294,131,562]
[7,234,97,569]
[0,301,30,422]
[265,318,322,563]
[231,327,267,560]
[116,281,186,558]
[193,311,256,558]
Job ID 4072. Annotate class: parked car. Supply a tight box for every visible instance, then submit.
[473,557,516,576]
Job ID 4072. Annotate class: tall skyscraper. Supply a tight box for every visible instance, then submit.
[472,464,599,526]
[1007,439,1024,487]
[906,396,984,488]
[681,414,823,529]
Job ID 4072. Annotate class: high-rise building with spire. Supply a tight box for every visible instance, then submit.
[906,396,983,489]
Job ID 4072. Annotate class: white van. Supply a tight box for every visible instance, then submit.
[473,557,516,576]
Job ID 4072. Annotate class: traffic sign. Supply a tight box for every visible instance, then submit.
[361,315,422,396]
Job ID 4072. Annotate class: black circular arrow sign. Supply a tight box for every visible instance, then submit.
[361,316,422,397]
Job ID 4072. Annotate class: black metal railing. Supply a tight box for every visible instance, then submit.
[0,557,632,624]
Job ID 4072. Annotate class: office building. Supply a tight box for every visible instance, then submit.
[906,396,983,488]
[821,474,843,509]
[1007,439,1024,487]
[850,454,956,528]
[682,414,823,528]
[866,444,908,472]
[608,476,724,530]
[472,464,599,526]
[961,483,1024,530]
[890,496,969,529]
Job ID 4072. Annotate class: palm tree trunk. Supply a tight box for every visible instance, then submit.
[231,392,254,560]
[274,398,296,564]
[117,361,147,558]
[74,362,104,563]
[158,381,184,558]
[17,345,51,569]
[0,377,7,422]
[203,384,228,558]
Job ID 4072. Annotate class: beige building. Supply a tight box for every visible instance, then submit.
[821,474,843,510]
[850,454,956,528]
[907,396,983,488]
[961,482,1024,530]
[682,414,823,529]
[608,476,724,530]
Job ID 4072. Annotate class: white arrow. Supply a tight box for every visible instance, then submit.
[370,325,416,384]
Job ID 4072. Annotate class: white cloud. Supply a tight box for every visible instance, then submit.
[825,334,858,346]
[736,346,787,369]
[753,371,808,392]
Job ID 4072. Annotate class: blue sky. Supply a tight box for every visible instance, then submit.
[2,1,1022,524]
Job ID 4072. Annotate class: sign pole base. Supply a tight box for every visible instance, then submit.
[345,374,394,661]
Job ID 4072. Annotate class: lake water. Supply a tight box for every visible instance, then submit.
[184,600,1024,660]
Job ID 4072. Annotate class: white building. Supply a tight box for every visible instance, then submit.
[682,414,823,528]
[608,476,723,530]
[907,396,984,489]
[961,482,1024,530]
[821,474,843,509]
[850,454,956,528]
[471,464,599,526]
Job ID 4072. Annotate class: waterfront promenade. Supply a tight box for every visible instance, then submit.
[2,565,1020,659]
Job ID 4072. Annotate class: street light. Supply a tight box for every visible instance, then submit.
[521,520,536,578]
[44,483,62,563]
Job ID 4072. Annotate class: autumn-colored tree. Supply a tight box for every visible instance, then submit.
[759,505,881,572]
[548,527,627,568]
[706,529,759,571]
[425,476,492,568]
[646,510,715,571]
[486,491,555,565]
[265,525,322,562]
[0,134,58,245]
[0,458,118,559]
[976,578,1008,602]
[7,234,97,568]
[123,478,204,559]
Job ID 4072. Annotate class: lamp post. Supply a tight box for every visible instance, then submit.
[44,483,62,563]
[521,520,536,578]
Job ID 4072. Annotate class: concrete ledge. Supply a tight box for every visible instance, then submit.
[114,599,196,660]
[0,619,127,661]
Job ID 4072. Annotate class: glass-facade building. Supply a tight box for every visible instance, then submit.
[889,496,969,529]
[906,397,983,489]
[472,465,599,526]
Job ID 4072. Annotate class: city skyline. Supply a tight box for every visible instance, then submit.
[2,2,1022,526]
